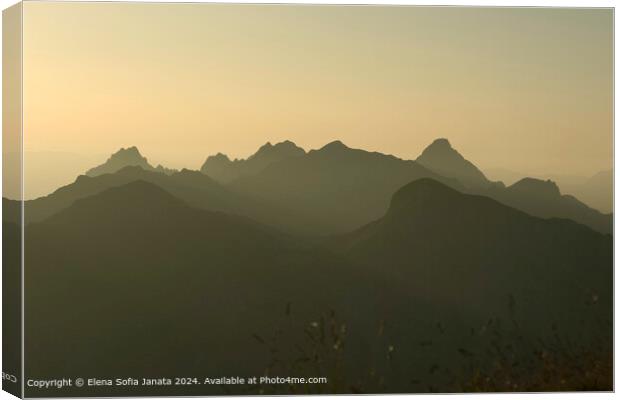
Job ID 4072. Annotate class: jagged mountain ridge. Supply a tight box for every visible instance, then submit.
[200,140,305,182]
[14,139,610,235]
[85,146,177,177]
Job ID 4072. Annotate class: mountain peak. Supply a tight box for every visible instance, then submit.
[416,138,489,188]
[319,140,349,152]
[205,153,232,163]
[107,146,146,162]
[251,140,305,160]
[257,142,273,151]
[85,147,177,178]
[418,138,458,159]
[275,140,304,152]
[427,138,452,150]
[85,146,152,177]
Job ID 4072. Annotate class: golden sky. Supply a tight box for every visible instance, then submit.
[21,3,612,190]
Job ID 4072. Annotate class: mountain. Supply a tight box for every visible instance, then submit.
[16,166,327,235]
[484,168,613,214]
[201,140,305,183]
[412,139,611,233]
[416,138,492,188]
[484,177,613,234]
[231,140,461,233]
[333,178,611,341]
[85,146,177,177]
[230,139,611,234]
[15,140,611,235]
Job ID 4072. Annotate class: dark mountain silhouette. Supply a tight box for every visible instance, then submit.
[416,138,492,188]
[232,140,462,233]
[333,178,611,340]
[24,181,377,395]
[14,165,327,235]
[20,178,612,395]
[201,140,305,182]
[85,146,176,177]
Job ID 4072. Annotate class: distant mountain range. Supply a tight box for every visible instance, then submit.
[86,146,177,177]
[415,138,493,189]
[6,139,610,236]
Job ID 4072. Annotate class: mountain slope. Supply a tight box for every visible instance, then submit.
[85,146,176,177]
[201,140,305,182]
[416,138,491,188]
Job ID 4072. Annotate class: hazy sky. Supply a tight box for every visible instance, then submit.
[22,3,612,184]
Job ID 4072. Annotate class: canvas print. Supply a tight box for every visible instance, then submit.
[2,2,613,397]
